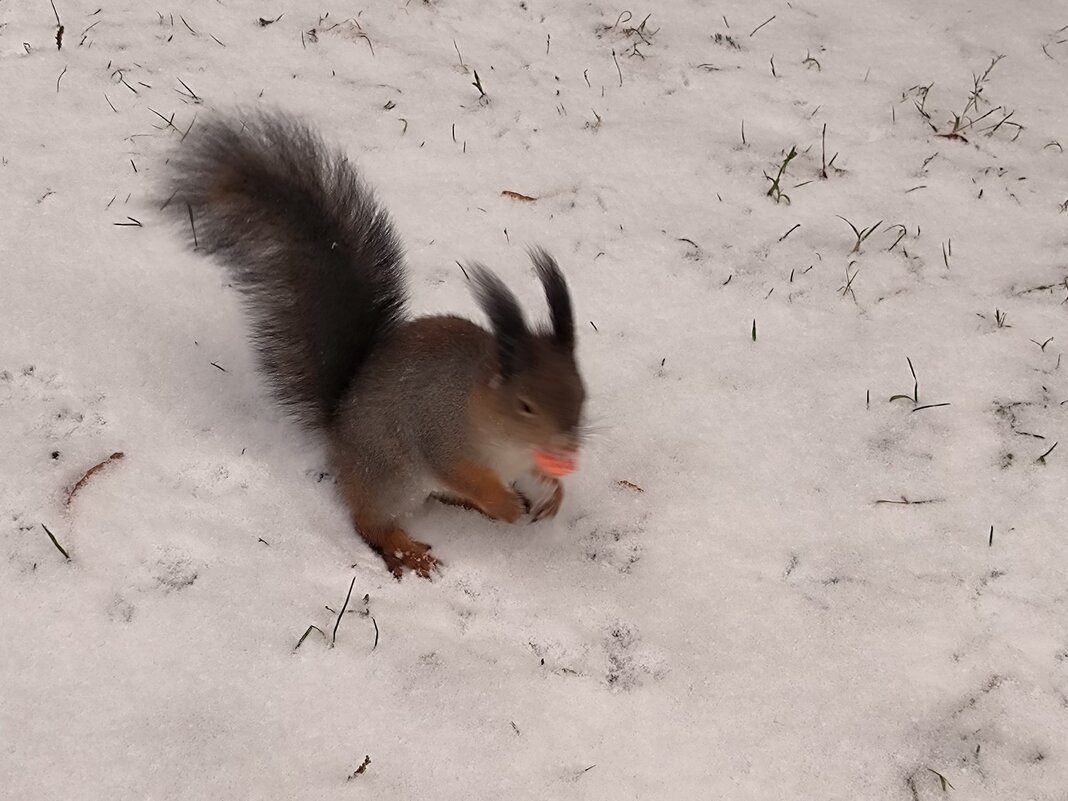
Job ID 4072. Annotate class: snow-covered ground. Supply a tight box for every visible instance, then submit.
[2,0,1067,798]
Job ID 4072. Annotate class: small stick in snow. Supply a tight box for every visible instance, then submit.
[331,575,358,647]
[56,65,68,93]
[612,49,622,86]
[839,264,860,301]
[51,0,64,50]
[471,70,486,100]
[617,480,644,493]
[887,225,907,251]
[926,768,954,792]
[67,451,125,506]
[115,71,138,95]
[815,123,833,178]
[42,524,71,560]
[749,15,775,37]
[501,190,537,202]
[293,624,325,652]
[911,402,951,413]
[677,237,700,256]
[347,756,371,780]
[778,223,800,242]
[1036,441,1058,464]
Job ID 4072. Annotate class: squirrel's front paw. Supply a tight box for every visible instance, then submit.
[482,490,524,524]
[529,478,563,522]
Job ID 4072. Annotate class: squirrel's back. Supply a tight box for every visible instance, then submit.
[164,110,407,429]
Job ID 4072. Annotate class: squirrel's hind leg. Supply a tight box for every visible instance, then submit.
[366,525,438,579]
[339,480,439,580]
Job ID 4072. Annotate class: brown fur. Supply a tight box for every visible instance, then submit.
[438,459,525,523]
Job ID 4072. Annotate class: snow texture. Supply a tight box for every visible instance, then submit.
[1,0,1067,799]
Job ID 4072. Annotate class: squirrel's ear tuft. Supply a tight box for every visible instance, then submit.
[468,263,531,380]
[529,247,574,351]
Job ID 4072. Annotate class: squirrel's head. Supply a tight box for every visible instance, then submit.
[469,249,586,473]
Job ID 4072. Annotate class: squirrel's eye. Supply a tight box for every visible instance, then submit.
[517,397,535,416]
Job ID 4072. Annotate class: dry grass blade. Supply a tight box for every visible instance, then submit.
[875,497,944,505]
[331,576,358,647]
[42,524,71,560]
[293,624,325,652]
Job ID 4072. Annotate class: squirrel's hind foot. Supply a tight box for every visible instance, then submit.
[358,522,439,580]
[380,531,439,580]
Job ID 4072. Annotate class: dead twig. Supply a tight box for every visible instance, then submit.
[42,523,71,560]
[66,452,125,506]
[501,190,538,202]
[347,755,371,780]
[331,576,358,647]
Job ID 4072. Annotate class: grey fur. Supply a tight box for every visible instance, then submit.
[163,109,407,429]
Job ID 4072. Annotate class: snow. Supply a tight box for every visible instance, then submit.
[2,0,1067,798]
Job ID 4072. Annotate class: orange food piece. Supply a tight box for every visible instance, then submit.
[534,450,577,477]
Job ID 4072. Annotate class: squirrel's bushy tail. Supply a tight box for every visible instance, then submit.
[164,110,407,429]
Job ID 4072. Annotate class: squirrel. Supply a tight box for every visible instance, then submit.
[162,110,586,579]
